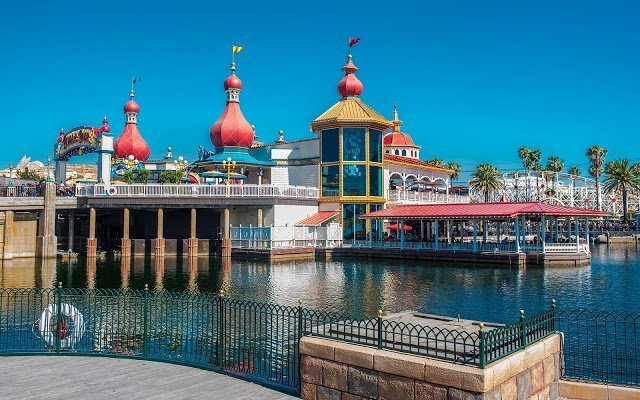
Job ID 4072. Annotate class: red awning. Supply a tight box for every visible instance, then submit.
[296,211,339,226]
[361,202,609,220]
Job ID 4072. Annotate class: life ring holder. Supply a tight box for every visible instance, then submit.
[37,303,85,349]
[106,186,117,196]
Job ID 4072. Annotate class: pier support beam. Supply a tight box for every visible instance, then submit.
[155,208,165,257]
[222,208,231,257]
[2,211,14,260]
[67,211,75,252]
[434,219,439,251]
[188,208,198,257]
[472,220,478,252]
[121,208,131,257]
[87,207,97,257]
[36,182,57,258]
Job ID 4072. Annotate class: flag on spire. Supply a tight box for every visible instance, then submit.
[349,37,360,47]
[232,45,244,54]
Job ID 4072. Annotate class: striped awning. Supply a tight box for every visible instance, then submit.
[296,211,339,226]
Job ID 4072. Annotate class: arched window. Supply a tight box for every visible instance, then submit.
[385,150,389,154]
[395,150,399,155]
[402,150,407,156]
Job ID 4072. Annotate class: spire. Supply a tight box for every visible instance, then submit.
[392,105,403,133]
[100,116,111,133]
[115,85,150,161]
[338,54,364,98]
[223,62,243,103]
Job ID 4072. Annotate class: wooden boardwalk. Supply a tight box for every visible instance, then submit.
[0,356,298,400]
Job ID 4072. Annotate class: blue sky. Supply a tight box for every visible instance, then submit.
[1,0,638,178]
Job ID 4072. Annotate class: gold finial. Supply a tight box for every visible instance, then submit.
[58,281,63,288]
[392,105,402,132]
[219,288,225,296]
[479,322,484,331]
[519,309,525,316]
[378,309,383,317]
[230,62,236,72]
[144,284,149,290]
[298,299,303,306]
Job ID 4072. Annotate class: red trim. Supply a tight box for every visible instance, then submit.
[296,211,339,226]
[384,154,451,171]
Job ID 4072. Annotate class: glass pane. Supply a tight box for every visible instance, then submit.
[369,166,382,197]
[369,204,382,240]
[343,165,366,196]
[321,165,339,197]
[369,129,382,163]
[321,128,339,163]
[343,203,367,240]
[343,128,366,161]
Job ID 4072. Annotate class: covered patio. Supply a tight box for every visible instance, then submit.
[359,202,609,255]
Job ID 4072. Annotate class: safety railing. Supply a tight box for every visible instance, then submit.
[75,184,319,199]
[349,240,518,253]
[0,185,42,197]
[556,309,640,386]
[387,189,470,204]
[0,287,558,395]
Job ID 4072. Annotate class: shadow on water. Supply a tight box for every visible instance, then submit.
[1,244,638,322]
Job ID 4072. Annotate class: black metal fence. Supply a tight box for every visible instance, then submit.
[556,309,640,386]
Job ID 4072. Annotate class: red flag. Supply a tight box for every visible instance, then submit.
[349,37,360,47]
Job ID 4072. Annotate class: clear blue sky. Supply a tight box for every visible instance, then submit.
[1,0,638,178]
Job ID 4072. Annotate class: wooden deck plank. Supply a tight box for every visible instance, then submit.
[0,356,299,399]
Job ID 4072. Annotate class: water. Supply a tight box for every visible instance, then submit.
[1,244,638,323]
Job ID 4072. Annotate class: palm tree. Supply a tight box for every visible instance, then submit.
[470,164,504,203]
[586,145,608,210]
[428,158,445,168]
[546,156,565,190]
[567,165,581,177]
[603,159,640,222]
[518,147,531,172]
[528,149,542,172]
[445,162,461,183]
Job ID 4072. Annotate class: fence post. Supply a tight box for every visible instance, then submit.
[478,322,486,367]
[551,299,556,331]
[143,284,149,358]
[56,282,62,353]
[297,299,304,340]
[519,309,526,348]
[217,289,225,369]
[377,309,383,349]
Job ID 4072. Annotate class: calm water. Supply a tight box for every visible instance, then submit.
[1,244,638,323]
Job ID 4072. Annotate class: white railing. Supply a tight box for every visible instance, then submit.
[387,190,470,204]
[75,184,319,199]
[348,240,588,254]
[230,225,343,249]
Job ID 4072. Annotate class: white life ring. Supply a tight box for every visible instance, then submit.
[107,186,117,196]
[39,303,85,349]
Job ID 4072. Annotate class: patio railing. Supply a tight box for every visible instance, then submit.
[75,184,319,199]
[387,189,470,204]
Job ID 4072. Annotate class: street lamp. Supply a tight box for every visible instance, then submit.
[8,162,13,187]
[222,157,236,185]
[46,156,52,182]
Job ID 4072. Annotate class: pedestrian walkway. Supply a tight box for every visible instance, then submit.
[0,356,298,400]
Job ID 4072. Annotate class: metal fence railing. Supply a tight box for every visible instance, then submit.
[556,309,640,386]
[0,287,558,393]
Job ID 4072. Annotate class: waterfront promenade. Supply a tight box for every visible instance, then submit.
[0,356,296,400]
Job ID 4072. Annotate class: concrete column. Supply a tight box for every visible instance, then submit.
[67,211,75,252]
[36,182,57,258]
[188,208,198,257]
[87,207,97,257]
[514,217,521,253]
[257,208,263,227]
[541,215,546,253]
[585,217,590,253]
[2,211,14,260]
[121,208,131,256]
[222,208,231,257]
[155,208,165,257]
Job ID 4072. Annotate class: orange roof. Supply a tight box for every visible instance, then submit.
[361,202,609,220]
[383,132,419,147]
[384,154,452,173]
[296,211,339,226]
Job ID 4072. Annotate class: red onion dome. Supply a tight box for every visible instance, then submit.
[57,128,64,142]
[114,125,151,161]
[124,99,140,113]
[338,54,364,98]
[100,116,110,133]
[224,73,242,90]
[384,132,416,147]
[210,103,254,148]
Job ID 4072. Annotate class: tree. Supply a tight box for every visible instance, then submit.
[603,159,640,222]
[122,169,133,184]
[586,145,608,210]
[567,165,581,177]
[445,161,461,184]
[133,169,150,183]
[428,158,444,168]
[16,167,43,181]
[545,156,564,173]
[518,147,530,172]
[517,147,542,172]
[470,164,504,203]
[160,170,182,184]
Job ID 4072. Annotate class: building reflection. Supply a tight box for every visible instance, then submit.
[1,258,36,288]
[36,257,57,289]
[120,256,131,290]
[154,257,164,291]
[86,257,96,289]
[186,256,198,293]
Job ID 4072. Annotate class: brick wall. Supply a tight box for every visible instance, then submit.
[299,334,561,400]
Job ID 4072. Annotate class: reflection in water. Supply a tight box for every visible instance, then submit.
[0,244,638,322]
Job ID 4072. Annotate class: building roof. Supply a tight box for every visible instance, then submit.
[310,97,393,132]
[361,202,610,220]
[194,147,275,167]
[296,211,339,226]
[384,154,452,173]
[384,132,419,148]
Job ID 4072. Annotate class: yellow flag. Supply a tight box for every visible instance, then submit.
[232,45,244,54]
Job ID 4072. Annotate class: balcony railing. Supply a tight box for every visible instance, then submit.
[75,184,319,199]
[387,189,470,204]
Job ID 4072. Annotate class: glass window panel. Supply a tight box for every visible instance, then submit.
[321,165,339,197]
[343,203,367,240]
[369,166,382,197]
[342,128,366,161]
[321,128,339,163]
[369,129,382,163]
[343,165,366,196]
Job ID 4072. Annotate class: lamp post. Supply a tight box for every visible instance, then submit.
[46,156,52,182]
[8,163,13,187]
[222,157,236,186]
